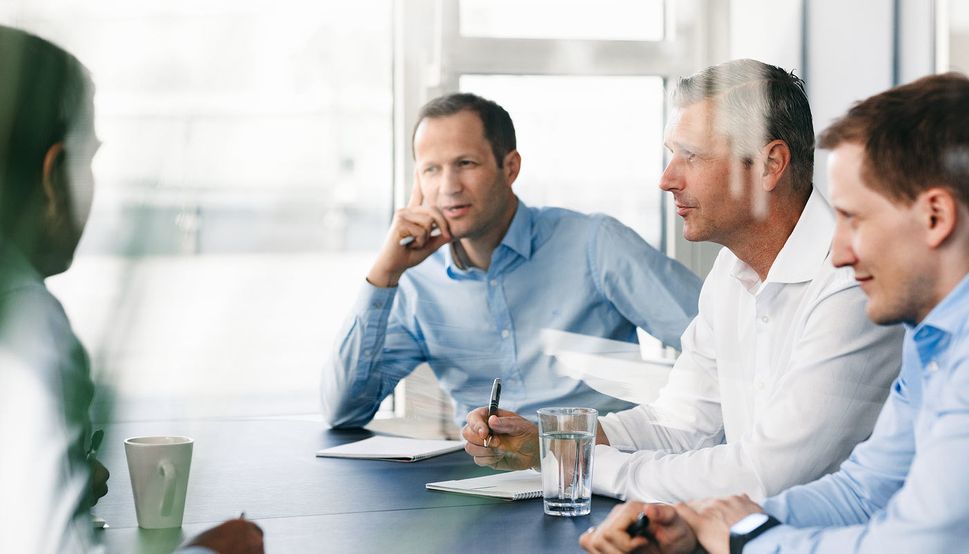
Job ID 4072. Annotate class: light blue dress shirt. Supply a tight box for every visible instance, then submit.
[321,201,702,428]
[750,272,969,552]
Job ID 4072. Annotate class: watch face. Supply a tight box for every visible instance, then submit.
[731,513,769,535]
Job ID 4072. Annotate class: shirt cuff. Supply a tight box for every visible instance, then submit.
[177,547,216,554]
[354,280,397,318]
[592,444,630,500]
[598,414,637,451]
[741,524,791,554]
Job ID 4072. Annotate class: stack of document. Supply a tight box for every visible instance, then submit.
[542,328,676,404]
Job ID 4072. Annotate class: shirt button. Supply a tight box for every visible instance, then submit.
[760,315,769,324]
[927,361,940,372]
[490,279,498,287]
[363,350,371,357]
[501,329,510,339]
[755,381,765,391]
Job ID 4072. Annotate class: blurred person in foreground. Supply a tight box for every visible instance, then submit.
[321,92,703,429]
[581,72,969,554]
[464,59,903,503]
[0,24,262,553]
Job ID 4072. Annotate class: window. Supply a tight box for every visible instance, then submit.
[4,0,394,418]
[392,0,722,427]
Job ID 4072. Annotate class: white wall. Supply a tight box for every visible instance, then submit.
[729,0,936,196]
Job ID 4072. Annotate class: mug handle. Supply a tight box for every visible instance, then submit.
[158,460,177,517]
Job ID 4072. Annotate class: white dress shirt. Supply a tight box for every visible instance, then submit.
[0,242,94,553]
[592,189,904,502]
[0,242,213,554]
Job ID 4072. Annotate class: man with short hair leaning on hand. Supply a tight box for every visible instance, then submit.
[464,59,903,504]
[581,72,969,554]
[322,92,702,429]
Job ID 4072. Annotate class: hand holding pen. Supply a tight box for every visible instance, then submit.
[366,179,451,288]
[461,380,543,471]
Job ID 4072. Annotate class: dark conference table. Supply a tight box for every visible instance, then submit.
[93,417,622,553]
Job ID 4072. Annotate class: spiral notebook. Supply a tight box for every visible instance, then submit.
[426,469,542,500]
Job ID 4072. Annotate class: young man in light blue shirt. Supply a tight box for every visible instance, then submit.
[321,93,702,429]
[580,73,969,553]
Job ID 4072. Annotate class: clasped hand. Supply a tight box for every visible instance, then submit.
[579,495,765,554]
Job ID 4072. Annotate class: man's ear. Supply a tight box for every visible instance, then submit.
[921,187,958,248]
[502,149,521,187]
[41,142,67,221]
[760,140,791,192]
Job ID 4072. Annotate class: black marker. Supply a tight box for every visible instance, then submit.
[484,378,501,447]
[626,513,655,542]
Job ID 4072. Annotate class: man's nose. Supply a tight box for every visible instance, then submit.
[659,159,682,192]
[439,167,463,195]
[830,224,857,269]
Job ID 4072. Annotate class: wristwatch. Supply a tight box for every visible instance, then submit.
[728,512,781,554]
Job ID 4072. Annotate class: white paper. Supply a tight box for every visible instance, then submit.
[316,436,465,462]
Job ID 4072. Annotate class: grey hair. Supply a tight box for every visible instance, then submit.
[671,59,815,192]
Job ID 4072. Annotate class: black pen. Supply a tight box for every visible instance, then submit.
[484,378,501,448]
[626,513,655,542]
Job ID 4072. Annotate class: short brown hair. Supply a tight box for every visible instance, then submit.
[672,59,815,193]
[818,72,969,207]
[414,92,516,168]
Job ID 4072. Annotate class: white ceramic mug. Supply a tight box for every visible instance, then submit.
[124,436,194,529]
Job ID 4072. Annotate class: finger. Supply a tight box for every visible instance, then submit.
[394,220,429,247]
[465,408,491,439]
[464,442,498,457]
[595,534,628,554]
[461,424,484,445]
[489,415,536,436]
[398,208,439,230]
[472,455,500,467]
[674,502,703,530]
[408,178,424,208]
[423,206,452,242]
[395,211,443,247]
[645,503,679,525]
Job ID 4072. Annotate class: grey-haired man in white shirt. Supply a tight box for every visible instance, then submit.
[463,59,904,503]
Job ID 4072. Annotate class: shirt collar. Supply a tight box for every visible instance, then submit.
[0,239,43,294]
[729,188,834,290]
[907,271,969,365]
[443,198,533,277]
[498,199,533,261]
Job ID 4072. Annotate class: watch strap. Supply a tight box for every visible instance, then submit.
[729,514,781,554]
